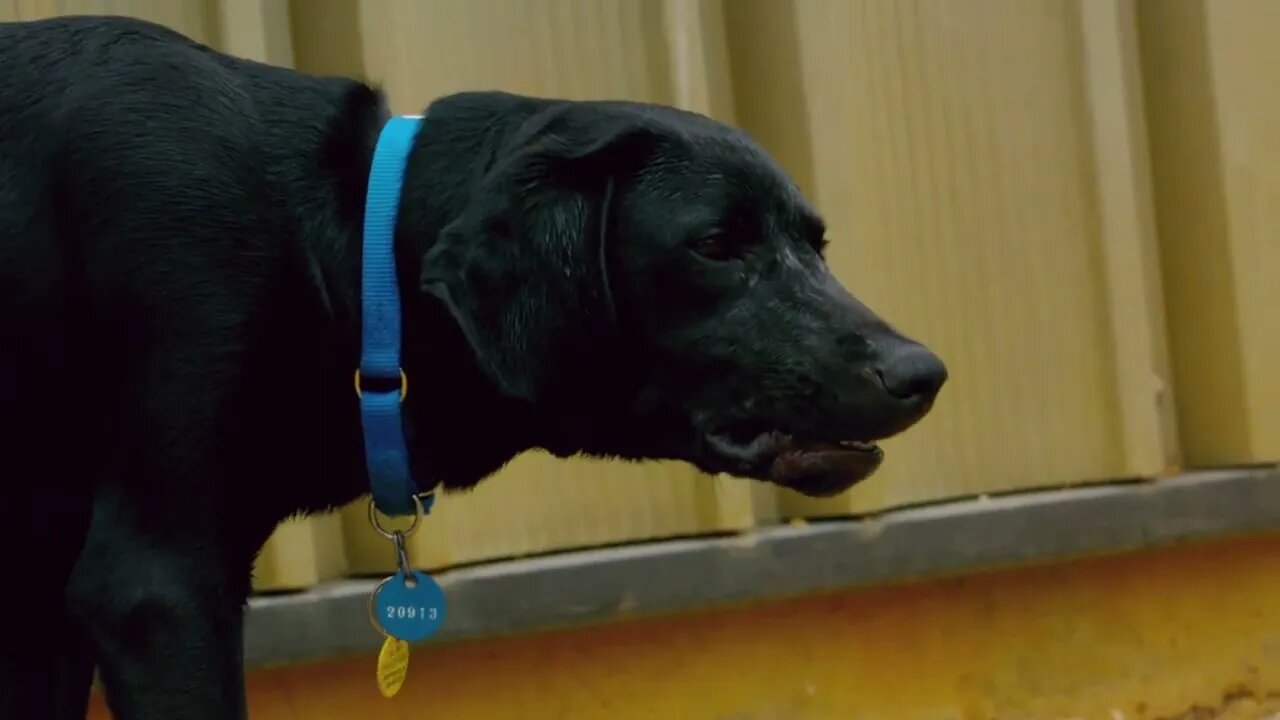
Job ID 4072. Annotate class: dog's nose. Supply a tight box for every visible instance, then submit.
[873,343,947,403]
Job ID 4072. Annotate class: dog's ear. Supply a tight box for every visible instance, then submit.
[419,113,656,402]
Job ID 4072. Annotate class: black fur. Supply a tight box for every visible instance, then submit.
[0,15,946,719]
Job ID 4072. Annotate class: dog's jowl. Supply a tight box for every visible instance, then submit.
[0,15,945,719]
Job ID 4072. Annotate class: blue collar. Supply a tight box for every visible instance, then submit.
[358,115,426,517]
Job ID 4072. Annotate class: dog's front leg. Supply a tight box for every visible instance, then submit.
[68,488,249,720]
[0,608,96,720]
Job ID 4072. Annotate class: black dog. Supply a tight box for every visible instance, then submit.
[0,14,946,720]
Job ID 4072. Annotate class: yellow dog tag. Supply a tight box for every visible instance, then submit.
[376,636,410,698]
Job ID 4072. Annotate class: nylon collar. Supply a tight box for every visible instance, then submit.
[359,115,426,517]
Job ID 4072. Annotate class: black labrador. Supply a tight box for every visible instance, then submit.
[0,15,946,720]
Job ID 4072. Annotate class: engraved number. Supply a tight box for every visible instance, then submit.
[385,606,439,621]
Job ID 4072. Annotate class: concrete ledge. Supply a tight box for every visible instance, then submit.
[244,466,1280,668]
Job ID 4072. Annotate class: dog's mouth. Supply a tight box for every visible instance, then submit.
[701,425,886,498]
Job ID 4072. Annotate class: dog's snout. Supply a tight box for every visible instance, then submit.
[873,343,947,403]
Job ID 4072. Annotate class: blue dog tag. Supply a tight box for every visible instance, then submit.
[372,571,447,642]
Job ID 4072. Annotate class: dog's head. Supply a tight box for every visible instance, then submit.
[415,94,945,498]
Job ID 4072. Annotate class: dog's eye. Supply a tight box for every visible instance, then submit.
[688,231,738,262]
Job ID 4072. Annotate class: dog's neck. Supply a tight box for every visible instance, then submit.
[307,88,544,496]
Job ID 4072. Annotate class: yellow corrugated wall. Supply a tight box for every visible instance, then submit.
[2,0,1275,591]
[1137,0,1280,467]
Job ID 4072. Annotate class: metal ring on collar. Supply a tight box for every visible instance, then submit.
[367,493,424,540]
